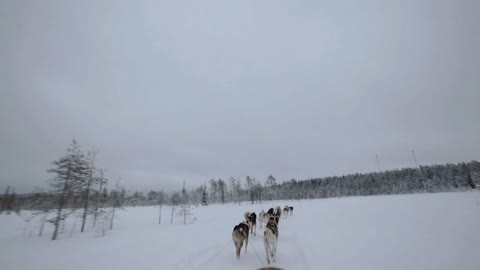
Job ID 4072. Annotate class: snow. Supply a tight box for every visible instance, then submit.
[1,192,480,270]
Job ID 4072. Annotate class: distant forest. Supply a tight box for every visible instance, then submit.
[2,160,479,213]
[1,141,480,215]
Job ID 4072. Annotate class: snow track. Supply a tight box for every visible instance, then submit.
[173,208,311,270]
[173,240,231,270]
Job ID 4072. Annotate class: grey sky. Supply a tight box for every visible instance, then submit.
[1,0,479,193]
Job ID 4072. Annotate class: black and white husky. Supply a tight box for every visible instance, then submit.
[264,217,279,264]
[249,212,257,236]
[267,207,274,217]
[232,222,249,259]
[258,210,266,227]
[244,211,257,236]
[272,206,281,224]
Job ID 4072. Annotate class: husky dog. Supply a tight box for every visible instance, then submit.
[264,217,279,264]
[249,212,257,236]
[273,206,282,224]
[244,211,251,232]
[244,211,257,236]
[232,222,249,259]
[266,207,274,221]
[258,210,266,227]
[283,206,290,218]
[289,206,294,215]
[244,211,251,223]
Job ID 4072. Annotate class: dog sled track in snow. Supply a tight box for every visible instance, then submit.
[287,231,311,270]
[173,239,231,270]
[266,215,311,270]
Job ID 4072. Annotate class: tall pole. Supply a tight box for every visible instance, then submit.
[411,147,426,180]
[376,154,382,172]
[411,148,419,168]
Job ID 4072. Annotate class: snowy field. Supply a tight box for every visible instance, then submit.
[1,192,480,270]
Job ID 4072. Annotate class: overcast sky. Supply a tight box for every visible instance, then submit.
[1,0,479,193]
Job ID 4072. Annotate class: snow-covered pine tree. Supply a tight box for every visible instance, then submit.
[47,140,90,240]
[177,182,193,224]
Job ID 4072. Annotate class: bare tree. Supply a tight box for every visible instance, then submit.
[170,192,181,224]
[92,169,107,227]
[209,179,218,204]
[80,151,96,233]
[108,184,125,230]
[218,179,226,204]
[157,190,165,224]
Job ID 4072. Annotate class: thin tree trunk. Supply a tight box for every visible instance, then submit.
[81,178,92,232]
[110,207,116,230]
[39,213,47,237]
[170,206,174,224]
[52,177,68,240]
[184,207,186,225]
[61,217,66,232]
[70,215,78,238]
[81,156,95,232]
[93,171,104,228]
[158,205,162,224]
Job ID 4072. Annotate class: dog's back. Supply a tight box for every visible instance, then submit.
[249,212,257,225]
[238,222,249,236]
[232,224,244,239]
[274,206,281,216]
[264,217,279,264]
[265,217,278,238]
[272,206,281,224]
[244,211,251,222]
[232,222,249,259]
[258,210,266,227]
[248,212,257,236]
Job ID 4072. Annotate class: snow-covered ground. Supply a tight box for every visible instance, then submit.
[1,192,480,270]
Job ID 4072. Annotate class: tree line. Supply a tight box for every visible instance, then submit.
[2,140,480,240]
[119,161,479,206]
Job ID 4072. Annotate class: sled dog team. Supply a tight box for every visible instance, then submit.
[232,205,294,265]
